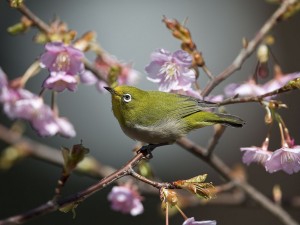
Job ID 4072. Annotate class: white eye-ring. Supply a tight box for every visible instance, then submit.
[123,93,132,103]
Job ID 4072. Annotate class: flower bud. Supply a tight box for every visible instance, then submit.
[273,185,282,204]
[9,0,23,8]
[257,44,269,63]
[62,143,89,174]
[160,188,179,210]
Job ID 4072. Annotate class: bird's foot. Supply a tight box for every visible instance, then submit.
[138,143,169,159]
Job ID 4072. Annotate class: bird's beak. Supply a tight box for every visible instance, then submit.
[104,86,115,94]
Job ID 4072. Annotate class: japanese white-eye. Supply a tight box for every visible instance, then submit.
[105,86,244,144]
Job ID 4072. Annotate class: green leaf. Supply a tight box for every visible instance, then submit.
[184,174,208,183]
[173,174,216,199]
[7,23,26,35]
[59,202,78,219]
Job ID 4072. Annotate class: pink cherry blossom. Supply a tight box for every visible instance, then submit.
[0,68,14,103]
[171,88,201,99]
[56,117,76,137]
[5,92,76,137]
[108,186,143,216]
[263,72,300,92]
[43,72,78,92]
[40,42,84,92]
[183,217,217,225]
[40,42,84,75]
[0,69,76,137]
[0,67,8,88]
[80,70,98,85]
[224,79,264,97]
[240,146,272,166]
[265,146,300,174]
[145,49,196,92]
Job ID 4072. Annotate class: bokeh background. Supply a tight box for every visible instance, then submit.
[0,0,300,224]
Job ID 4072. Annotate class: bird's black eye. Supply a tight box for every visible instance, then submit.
[123,93,132,103]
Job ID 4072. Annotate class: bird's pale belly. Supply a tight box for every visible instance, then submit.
[121,119,189,144]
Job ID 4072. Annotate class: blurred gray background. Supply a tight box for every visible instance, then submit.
[0,0,300,224]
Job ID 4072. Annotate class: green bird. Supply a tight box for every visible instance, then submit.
[105,86,244,145]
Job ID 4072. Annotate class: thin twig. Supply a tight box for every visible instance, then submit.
[206,126,226,157]
[202,65,214,80]
[38,87,46,97]
[52,172,70,201]
[176,137,299,225]
[175,205,188,220]
[0,123,113,179]
[129,168,174,189]
[82,58,107,82]
[218,82,296,106]
[165,202,169,225]
[0,150,146,225]
[17,3,51,33]
[201,0,297,97]
[7,123,298,210]
[0,123,299,224]
[7,1,299,225]
[14,2,107,84]
[51,91,59,116]
[20,60,41,87]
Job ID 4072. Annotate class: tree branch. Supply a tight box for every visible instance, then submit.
[17,3,51,33]
[129,168,174,189]
[82,58,107,82]
[5,1,299,225]
[206,126,226,157]
[218,80,298,106]
[176,137,299,225]
[0,123,113,179]
[0,150,146,225]
[201,0,297,97]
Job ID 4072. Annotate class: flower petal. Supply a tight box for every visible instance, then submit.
[43,73,78,92]
[80,70,98,85]
[150,48,171,62]
[145,49,195,92]
[145,61,164,82]
[173,50,193,67]
[96,80,109,93]
[56,117,76,138]
[44,42,65,52]
[40,52,59,69]
[40,42,84,76]
[183,217,217,225]
[108,186,143,216]
[240,146,271,166]
[0,67,8,87]
[265,147,300,174]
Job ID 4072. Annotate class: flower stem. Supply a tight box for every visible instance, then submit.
[51,91,59,116]
[175,205,188,220]
[39,88,46,97]
[165,202,169,225]
[20,60,40,87]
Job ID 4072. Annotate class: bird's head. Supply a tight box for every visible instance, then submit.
[104,86,147,121]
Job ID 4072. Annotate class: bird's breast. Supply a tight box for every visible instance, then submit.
[120,118,189,144]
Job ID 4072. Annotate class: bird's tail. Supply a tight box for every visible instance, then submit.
[206,112,245,128]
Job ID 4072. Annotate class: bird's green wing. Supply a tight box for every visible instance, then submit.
[174,95,217,118]
[145,91,217,120]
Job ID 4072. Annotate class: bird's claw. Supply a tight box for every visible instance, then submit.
[138,144,155,159]
[137,143,169,159]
